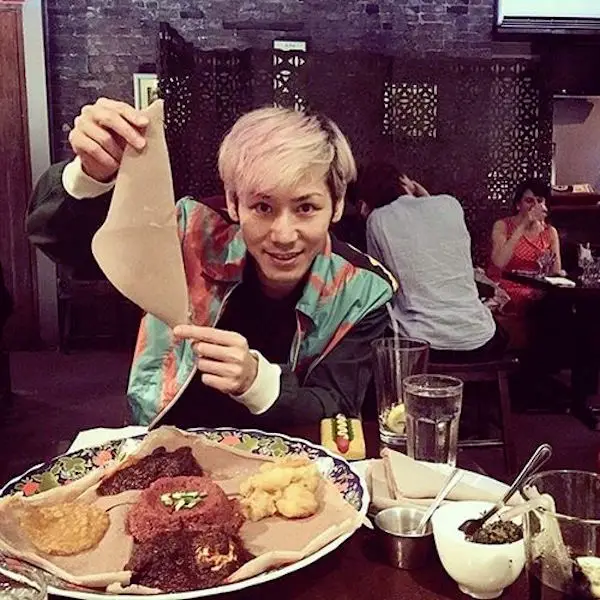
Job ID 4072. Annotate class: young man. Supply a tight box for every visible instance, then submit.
[356,161,504,363]
[27,99,395,427]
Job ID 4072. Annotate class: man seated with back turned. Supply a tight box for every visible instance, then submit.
[26,98,395,429]
[356,161,505,363]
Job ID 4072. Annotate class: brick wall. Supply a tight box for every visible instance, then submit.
[46,0,495,159]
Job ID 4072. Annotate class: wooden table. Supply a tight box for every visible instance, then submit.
[504,270,600,430]
[504,270,600,302]
[221,424,528,600]
[224,422,527,600]
[227,527,529,600]
[1,421,526,600]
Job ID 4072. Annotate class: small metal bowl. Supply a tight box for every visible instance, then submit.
[374,506,436,570]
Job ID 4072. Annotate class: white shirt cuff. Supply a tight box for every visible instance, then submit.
[231,350,281,414]
[62,156,116,199]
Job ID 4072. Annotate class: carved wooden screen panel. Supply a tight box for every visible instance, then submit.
[439,61,494,265]
[157,26,552,265]
[272,48,308,111]
[158,23,253,199]
[159,24,211,199]
[487,60,553,213]
[386,58,492,255]
[386,59,444,186]
[383,81,438,139]
[302,52,391,167]
[247,48,274,109]
[385,58,551,265]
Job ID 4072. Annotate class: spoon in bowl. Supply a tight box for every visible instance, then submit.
[459,443,553,537]
[415,467,463,534]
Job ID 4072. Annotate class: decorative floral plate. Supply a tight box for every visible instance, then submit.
[0,427,368,600]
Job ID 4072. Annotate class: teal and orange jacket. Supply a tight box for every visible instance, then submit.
[27,162,396,426]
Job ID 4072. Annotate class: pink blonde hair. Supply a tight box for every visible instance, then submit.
[218,106,356,205]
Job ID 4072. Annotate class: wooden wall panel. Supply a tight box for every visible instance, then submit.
[0,6,38,348]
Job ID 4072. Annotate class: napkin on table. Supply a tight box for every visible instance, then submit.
[367,448,511,512]
[543,276,576,288]
[67,426,148,453]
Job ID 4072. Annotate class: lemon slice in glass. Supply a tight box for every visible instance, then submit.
[576,556,600,597]
[386,404,406,434]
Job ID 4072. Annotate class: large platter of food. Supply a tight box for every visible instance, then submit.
[0,426,368,599]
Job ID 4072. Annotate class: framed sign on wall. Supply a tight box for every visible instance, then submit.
[133,73,158,110]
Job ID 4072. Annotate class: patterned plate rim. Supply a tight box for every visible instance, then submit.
[0,427,369,600]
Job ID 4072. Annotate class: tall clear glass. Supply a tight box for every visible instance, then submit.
[403,374,463,466]
[0,557,47,600]
[523,470,600,600]
[371,337,429,451]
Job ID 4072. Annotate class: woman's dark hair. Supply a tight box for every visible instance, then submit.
[512,178,550,211]
[355,161,403,211]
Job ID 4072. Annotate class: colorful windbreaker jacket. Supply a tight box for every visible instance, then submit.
[27,162,396,426]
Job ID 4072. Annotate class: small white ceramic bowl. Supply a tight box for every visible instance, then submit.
[431,501,525,600]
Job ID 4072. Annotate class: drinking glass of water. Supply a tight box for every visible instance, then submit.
[0,557,47,600]
[372,337,430,452]
[403,374,464,466]
[522,471,600,600]
[536,250,556,277]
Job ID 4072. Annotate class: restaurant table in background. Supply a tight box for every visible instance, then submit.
[504,270,600,302]
[0,421,526,600]
[504,270,600,430]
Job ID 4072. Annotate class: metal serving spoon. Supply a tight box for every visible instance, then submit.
[459,443,553,537]
[415,467,463,534]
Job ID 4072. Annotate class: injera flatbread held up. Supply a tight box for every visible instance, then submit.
[91,100,189,329]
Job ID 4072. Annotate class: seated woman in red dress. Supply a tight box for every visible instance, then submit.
[488,178,563,315]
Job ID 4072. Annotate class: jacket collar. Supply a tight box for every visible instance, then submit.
[201,228,334,329]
